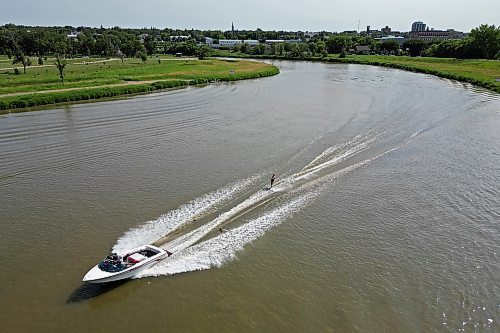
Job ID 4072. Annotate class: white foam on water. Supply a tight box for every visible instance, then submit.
[301,133,365,172]
[164,187,275,252]
[113,174,261,252]
[112,130,400,279]
[138,193,315,277]
[138,147,397,278]
[115,133,378,254]
[294,134,375,183]
[410,129,425,139]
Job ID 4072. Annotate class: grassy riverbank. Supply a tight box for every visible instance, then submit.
[0,57,279,112]
[325,55,500,93]
[216,51,500,94]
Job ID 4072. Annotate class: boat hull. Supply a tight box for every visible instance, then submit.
[82,245,168,283]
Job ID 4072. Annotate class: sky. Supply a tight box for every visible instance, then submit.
[0,0,498,33]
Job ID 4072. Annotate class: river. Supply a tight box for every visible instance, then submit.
[0,60,499,332]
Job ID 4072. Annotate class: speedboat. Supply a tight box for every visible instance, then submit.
[83,245,172,283]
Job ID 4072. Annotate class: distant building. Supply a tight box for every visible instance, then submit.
[375,36,406,45]
[411,21,427,32]
[219,39,242,48]
[408,29,465,41]
[284,39,302,44]
[408,21,465,41]
[243,40,259,46]
[355,45,371,54]
[366,27,405,38]
[342,30,358,35]
[381,26,391,35]
[207,39,260,49]
[304,31,320,39]
[169,35,190,42]
[67,31,81,39]
[366,25,377,34]
[265,39,302,44]
[265,39,285,44]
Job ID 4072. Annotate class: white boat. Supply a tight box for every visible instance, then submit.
[82,245,171,283]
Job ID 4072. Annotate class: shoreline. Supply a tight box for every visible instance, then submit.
[324,57,500,94]
[216,53,500,94]
[0,59,280,113]
[2,55,497,114]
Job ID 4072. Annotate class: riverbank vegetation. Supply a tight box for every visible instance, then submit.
[0,58,279,112]
[210,24,499,93]
[0,23,498,111]
[325,55,500,93]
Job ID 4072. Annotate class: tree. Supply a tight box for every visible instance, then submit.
[276,43,284,56]
[54,55,67,84]
[197,45,212,60]
[53,34,70,57]
[308,41,317,55]
[326,35,352,54]
[467,24,500,59]
[252,43,266,55]
[422,24,499,59]
[136,50,147,62]
[424,39,472,58]
[298,43,309,56]
[143,35,157,55]
[288,43,303,57]
[116,50,125,65]
[315,41,327,57]
[12,49,30,74]
[402,39,428,57]
[239,42,251,54]
[76,32,94,56]
[379,40,400,54]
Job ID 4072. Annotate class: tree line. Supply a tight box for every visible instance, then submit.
[0,25,146,58]
[232,24,499,60]
[1,23,498,63]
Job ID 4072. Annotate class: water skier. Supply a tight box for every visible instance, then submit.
[270,173,276,189]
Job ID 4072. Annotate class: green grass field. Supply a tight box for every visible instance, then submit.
[325,55,500,93]
[0,57,279,111]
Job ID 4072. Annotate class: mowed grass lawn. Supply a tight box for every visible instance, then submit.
[0,57,276,95]
[0,57,278,111]
[327,55,500,92]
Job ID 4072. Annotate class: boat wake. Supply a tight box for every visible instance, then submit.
[113,131,400,279]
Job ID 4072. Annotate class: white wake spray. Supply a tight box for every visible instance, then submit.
[114,132,399,279]
[138,194,314,277]
[138,146,396,278]
[113,174,262,252]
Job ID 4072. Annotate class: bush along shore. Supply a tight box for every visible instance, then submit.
[215,52,500,94]
[0,59,279,113]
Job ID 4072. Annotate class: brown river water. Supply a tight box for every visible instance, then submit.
[0,60,499,332]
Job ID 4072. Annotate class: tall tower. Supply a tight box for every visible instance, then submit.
[411,21,426,32]
[232,22,234,32]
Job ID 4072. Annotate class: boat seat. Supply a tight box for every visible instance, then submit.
[128,253,148,264]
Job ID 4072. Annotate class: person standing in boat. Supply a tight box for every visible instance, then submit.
[270,173,276,189]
